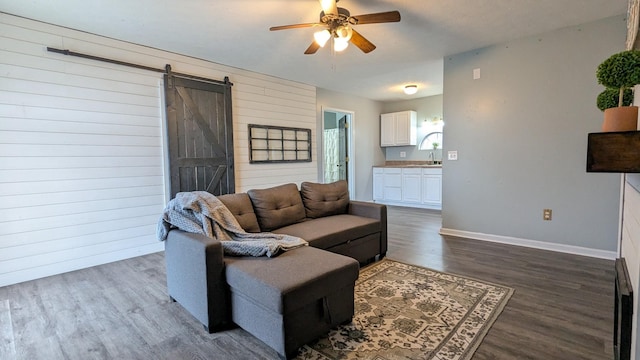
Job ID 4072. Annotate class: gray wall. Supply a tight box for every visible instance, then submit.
[316,88,384,201]
[381,95,444,161]
[442,15,625,251]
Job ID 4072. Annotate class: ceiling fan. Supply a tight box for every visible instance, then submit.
[269,0,401,54]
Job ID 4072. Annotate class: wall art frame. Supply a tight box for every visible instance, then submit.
[248,124,312,163]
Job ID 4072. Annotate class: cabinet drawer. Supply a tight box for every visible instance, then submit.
[402,168,421,175]
[422,168,442,175]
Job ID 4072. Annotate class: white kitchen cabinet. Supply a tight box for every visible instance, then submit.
[380,111,417,147]
[422,168,442,207]
[373,168,384,201]
[380,113,396,147]
[373,166,442,210]
[382,168,402,201]
[401,168,421,203]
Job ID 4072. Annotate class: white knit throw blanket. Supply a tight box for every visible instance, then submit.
[157,191,308,257]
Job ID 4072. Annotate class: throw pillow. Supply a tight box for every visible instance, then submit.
[247,183,306,231]
[217,193,261,233]
[300,180,349,219]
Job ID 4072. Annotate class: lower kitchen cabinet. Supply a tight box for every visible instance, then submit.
[373,166,442,210]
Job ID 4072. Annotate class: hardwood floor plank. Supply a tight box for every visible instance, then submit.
[386,205,614,360]
[0,299,16,358]
[0,205,614,359]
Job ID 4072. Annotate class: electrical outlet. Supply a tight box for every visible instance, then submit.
[400,151,406,158]
[543,209,552,221]
[447,151,458,161]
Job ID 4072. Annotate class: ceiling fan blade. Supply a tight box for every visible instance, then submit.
[319,0,338,15]
[270,23,321,31]
[304,41,321,55]
[350,29,376,53]
[350,11,401,25]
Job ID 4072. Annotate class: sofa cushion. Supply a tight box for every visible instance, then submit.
[217,193,261,233]
[247,183,306,232]
[273,214,380,250]
[300,180,349,219]
[224,246,359,315]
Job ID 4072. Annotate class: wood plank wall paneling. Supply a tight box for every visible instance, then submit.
[621,180,640,359]
[0,13,318,286]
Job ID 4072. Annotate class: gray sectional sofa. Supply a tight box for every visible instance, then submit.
[164,180,387,359]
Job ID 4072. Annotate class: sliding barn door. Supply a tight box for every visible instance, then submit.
[164,75,234,198]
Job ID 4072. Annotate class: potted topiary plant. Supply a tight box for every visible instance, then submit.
[596,50,640,131]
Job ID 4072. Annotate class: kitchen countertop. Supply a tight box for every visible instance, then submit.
[375,161,442,168]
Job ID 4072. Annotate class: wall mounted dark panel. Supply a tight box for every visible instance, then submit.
[587,131,640,173]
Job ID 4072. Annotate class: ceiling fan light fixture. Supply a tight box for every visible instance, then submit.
[335,25,353,41]
[334,37,349,52]
[314,29,331,47]
[404,85,418,95]
[319,0,337,13]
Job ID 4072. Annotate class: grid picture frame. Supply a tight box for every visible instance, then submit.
[248,124,312,163]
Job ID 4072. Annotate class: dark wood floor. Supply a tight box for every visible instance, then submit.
[387,206,614,360]
[0,206,614,359]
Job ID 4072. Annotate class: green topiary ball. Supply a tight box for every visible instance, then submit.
[596,50,640,89]
[597,88,634,111]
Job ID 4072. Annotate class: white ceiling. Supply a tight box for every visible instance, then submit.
[0,0,629,101]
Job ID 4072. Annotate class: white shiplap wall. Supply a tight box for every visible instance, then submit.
[0,13,317,286]
[621,178,640,359]
[621,90,640,360]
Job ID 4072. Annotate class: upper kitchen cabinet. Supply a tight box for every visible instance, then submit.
[380,110,417,147]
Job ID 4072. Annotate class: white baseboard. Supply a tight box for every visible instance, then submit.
[439,228,617,260]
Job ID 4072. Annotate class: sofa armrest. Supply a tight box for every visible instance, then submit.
[348,201,388,256]
[164,230,229,332]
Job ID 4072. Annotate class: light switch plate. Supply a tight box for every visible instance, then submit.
[400,151,406,158]
[448,151,458,161]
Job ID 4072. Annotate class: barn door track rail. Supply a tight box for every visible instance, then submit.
[46,47,232,86]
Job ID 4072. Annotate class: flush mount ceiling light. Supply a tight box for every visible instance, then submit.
[404,85,418,95]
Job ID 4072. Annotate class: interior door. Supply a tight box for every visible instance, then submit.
[164,75,234,197]
[322,108,355,196]
[338,116,348,181]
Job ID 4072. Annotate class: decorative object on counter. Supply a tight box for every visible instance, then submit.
[596,50,640,132]
[248,124,312,163]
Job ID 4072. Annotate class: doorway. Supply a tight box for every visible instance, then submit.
[322,107,355,196]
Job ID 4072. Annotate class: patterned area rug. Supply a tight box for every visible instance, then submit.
[296,259,514,360]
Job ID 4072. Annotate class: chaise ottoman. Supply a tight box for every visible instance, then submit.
[224,246,360,359]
